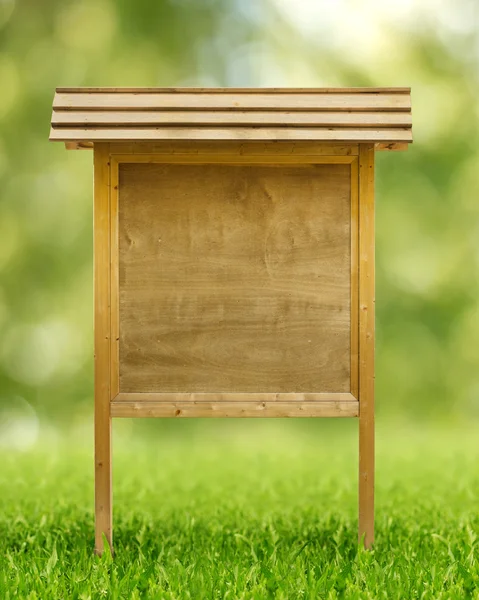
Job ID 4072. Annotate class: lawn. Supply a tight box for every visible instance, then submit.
[0,420,478,599]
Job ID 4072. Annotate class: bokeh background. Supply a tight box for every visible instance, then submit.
[0,0,478,450]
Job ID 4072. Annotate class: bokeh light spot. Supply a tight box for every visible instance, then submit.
[0,320,86,386]
[0,396,39,452]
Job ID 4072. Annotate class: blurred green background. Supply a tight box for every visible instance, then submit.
[0,0,478,449]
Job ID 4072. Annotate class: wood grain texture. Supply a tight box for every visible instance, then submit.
[54,92,411,111]
[111,400,359,418]
[52,110,412,127]
[114,392,356,402]
[56,87,411,94]
[63,141,410,153]
[50,127,412,143]
[358,144,375,549]
[110,161,119,398]
[109,142,359,156]
[64,141,92,150]
[375,142,409,151]
[112,154,356,166]
[93,143,112,555]
[118,162,351,394]
[350,158,359,398]
[51,88,412,147]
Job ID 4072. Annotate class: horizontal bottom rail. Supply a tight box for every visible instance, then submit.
[114,392,356,402]
[110,400,359,418]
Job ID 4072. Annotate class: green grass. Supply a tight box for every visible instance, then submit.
[0,420,478,599]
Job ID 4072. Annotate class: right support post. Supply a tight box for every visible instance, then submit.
[358,143,375,549]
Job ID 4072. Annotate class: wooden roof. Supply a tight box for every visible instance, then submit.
[50,87,412,149]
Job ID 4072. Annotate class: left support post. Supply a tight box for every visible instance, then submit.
[93,143,113,555]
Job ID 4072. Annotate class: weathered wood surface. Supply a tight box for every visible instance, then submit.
[118,163,351,394]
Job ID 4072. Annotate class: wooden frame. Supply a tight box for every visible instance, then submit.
[51,87,412,557]
[108,148,359,417]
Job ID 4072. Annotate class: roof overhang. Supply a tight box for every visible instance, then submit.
[50,87,412,151]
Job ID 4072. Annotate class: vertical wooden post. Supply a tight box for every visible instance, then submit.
[93,143,112,555]
[358,143,375,548]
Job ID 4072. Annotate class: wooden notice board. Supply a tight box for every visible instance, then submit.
[50,87,413,554]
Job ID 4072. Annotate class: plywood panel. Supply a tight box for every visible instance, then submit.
[118,163,351,393]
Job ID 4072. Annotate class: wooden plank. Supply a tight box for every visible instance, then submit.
[110,159,119,399]
[52,110,412,128]
[115,392,356,403]
[109,142,359,156]
[110,400,359,418]
[49,127,413,143]
[64,141,93,150]
[375,142,410,151]
[358,144,375,549]
[54,92,411,111]
[119,163,351,394]
[350,157,359,399]
[93,143,112,556]
[113,153,356,165]
[56,87,411,94]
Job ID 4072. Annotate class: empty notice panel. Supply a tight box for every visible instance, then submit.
[119,163,352,394]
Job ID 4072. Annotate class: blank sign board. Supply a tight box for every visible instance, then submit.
[118,163,351,394]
